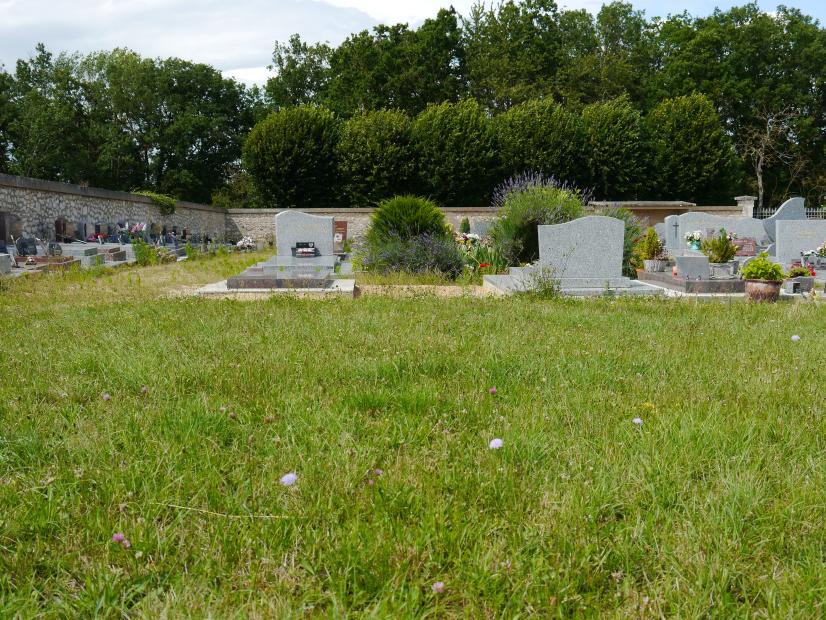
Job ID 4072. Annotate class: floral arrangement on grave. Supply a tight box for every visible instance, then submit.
[740,253,784,282]
[236,236,256,251]
[700,228,738,264]
[454,231,506,274]
[638,228,666,261]
[816,241,826,257]
[637,227,667,272]
[454,232,481,249]
[787,265,816,278]
[684,230,703,250]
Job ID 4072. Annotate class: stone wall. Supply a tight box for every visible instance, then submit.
[0,172,749,250]
[225,207,500,247]
[0,173,226,245]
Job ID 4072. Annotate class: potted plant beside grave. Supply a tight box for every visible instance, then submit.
[740,253,784,302]
[684,230,702,251]
[637,227,667,272]
[785,265,816,293]
[701,228,738,279]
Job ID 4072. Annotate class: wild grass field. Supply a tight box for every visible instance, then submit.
[1,254,825,618]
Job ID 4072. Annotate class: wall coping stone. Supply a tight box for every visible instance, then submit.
[0,173,226,215]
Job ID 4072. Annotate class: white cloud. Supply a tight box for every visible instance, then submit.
[324,0,477,25]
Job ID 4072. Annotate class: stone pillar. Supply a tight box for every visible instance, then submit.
[735,196,757,218]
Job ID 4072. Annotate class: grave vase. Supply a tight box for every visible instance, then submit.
[688,241,701,251]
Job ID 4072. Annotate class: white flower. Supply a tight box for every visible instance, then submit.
[280,472,298,486]
[791,335,801,342]
[632,417,643,425]
[489,438,504,449]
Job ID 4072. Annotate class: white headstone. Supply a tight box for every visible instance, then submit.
[537,215,624,279]
[763,197,807,242]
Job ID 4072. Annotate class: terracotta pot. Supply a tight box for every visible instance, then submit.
[744,279,782,302]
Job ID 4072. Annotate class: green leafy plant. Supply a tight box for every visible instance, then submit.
[701,228,737,263]
[134,190,177,215]
[636,227,666,261]
[459,217,471,234]
[787,265,815,278]
[367,196,449,245]
[740,253,784,281]
[489,173,585,266]
[132,237,158,266]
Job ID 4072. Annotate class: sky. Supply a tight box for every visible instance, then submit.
[1,0,824,86]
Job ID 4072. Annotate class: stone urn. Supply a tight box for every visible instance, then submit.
[744,279,782,302]
[643,258,667,273]
[709,261,737,280]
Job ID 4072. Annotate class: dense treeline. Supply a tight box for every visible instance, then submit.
[1,1,825,208]
[240,94,736,209]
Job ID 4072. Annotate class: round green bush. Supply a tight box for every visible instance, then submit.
[411,99,497,209]
[337,109,416,208]
[242,106,340,209]
[489,174,585,265]
[367,195,449,245]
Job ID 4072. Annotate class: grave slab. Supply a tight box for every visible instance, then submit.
[775,219,826,267]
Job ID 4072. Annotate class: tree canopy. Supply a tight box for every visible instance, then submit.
[1,2,826,207]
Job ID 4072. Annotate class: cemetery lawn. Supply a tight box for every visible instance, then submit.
[2,256,826,617]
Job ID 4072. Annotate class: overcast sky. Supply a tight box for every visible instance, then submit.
[1,0,823,85]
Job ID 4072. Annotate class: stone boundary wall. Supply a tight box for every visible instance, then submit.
[0,173,747,247]
[226,207,500,247]
[0,173,226,242]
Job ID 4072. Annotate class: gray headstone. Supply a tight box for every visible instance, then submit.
[537,215,624,279]
[676,256,710,280]
[774,219,826,267]
[469,219,491,238]
[654,222,666,243]
[0,253,10,275]
[763,197,807,242]
[677,212,768,245]
[664,215,681,254]
[275,211,334,257]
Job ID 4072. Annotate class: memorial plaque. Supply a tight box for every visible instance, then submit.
[334,221,348,254]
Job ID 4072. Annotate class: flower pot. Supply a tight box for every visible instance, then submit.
[744,279,782,302]
[709,261,737,280]
[643,259,666,273]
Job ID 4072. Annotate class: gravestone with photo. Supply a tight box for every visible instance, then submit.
[228,210,339,289]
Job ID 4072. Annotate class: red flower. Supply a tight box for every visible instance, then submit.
[479,263,491,268]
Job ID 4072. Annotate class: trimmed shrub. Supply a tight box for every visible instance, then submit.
[489,173,586,265]
[367,195,449,245]
[647,93,738,203]
[582,97,648,200]
[337,109,416,207]
[494,99,586,185]
[412,100,497,209]
[242,106,340,208]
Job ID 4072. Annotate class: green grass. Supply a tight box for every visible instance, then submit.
[2,256,826,617]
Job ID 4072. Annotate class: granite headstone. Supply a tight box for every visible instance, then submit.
[537,215,623,279]
[0,253,10,275]
[275,211,334,257]
[763,197,807,242]
[676,255,710,280]
[774,219,826,267]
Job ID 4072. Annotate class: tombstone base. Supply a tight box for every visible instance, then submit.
[483,273,660,297]
[636,270,746,294]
